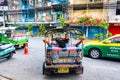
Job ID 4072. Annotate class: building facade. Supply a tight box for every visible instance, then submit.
[108,0,120,35]
[6,0,68,25]
[0,0,120,38]
[68,0,109,38]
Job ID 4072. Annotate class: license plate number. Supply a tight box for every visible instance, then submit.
[58,67,69,73]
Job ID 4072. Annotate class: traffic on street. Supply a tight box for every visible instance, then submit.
[0,37,120,80]
[0,0,120,80]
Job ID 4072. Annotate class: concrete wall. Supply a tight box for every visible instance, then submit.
[109,0,120,23]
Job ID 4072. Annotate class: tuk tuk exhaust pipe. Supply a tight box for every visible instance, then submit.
[54,69,58,74]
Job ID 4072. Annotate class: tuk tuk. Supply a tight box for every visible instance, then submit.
[42,28,84,75]
[0,27,28,48]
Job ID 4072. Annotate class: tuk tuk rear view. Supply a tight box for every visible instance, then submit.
[42,28,84,75]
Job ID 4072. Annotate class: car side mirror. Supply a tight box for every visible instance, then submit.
[103,40,111,44]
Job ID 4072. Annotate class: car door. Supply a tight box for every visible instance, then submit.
[102,36,120,59]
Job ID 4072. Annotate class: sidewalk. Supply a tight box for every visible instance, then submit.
[0,75,11,80]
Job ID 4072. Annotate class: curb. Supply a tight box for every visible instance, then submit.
[0,75,12,80]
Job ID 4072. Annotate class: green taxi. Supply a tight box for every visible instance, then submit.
[83,34,120,59]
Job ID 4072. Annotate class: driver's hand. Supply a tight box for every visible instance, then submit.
[81,36,85,41]
[43,40,48,43]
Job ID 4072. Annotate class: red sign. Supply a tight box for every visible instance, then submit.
[109,23,120,35]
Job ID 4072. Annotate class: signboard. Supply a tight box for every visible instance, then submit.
[0,0,8,6]
[110,23,120,27]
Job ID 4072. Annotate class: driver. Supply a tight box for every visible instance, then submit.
[43,34,85,47]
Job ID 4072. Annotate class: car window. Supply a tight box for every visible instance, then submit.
[110,37,120,43]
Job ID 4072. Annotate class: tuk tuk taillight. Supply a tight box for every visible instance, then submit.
[46,59,51,65]
[77,60,81,64]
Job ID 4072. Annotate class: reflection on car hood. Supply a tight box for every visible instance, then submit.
[84,39,100,45]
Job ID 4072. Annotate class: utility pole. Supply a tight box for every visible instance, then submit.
[2,6,5,27]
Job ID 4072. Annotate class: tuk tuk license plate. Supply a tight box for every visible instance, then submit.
[58,67,69,73]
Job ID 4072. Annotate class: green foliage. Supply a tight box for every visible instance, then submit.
[77,15,98,26]
[90,18,97,26]
[99,21,109,29]
[108,32,112,37]
[99,33,104,39]
[27,24,33,35]
[0,34,2,43]
[94,33,104,40]
[94,34,99,39]
[39,24,47,35]
[77,15,90,24]
[58,15,66,27]
[27,23,33,31]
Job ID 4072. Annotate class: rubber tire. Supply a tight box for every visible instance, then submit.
[89,48,101,59]
[76,66,84,74]
[42,61,46,75]
[7,53,13,59]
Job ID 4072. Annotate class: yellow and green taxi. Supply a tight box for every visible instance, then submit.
[83,34,120,59]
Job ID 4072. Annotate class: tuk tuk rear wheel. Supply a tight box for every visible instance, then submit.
[42,61,50,75]
[42,62,46,74]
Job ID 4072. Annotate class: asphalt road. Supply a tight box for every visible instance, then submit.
[0,37,120,80]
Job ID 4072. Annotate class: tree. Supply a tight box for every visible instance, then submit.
[77,15,98,26]
[39,24,47,36]
[99,21,109,38]
[99,21,109,30]
[58,15,66,28]
[27,23,33,36]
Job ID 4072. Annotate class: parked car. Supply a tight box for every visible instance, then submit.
[83,34,120,59]
[0,43,16,60]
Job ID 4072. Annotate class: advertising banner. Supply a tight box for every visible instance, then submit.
[0,0,8,6]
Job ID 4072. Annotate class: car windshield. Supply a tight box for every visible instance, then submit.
[110,36,120,43]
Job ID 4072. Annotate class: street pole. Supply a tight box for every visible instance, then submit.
[2,6,5,27]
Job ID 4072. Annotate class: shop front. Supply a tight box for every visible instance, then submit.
[109,23,120,35]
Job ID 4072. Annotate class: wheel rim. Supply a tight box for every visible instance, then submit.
[90,49,100,58]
